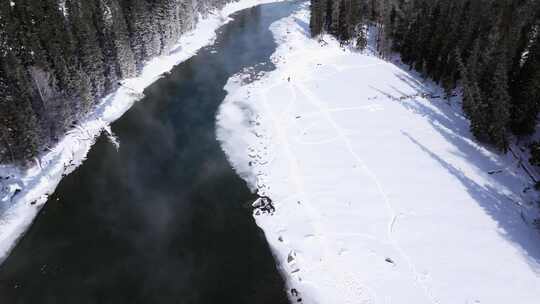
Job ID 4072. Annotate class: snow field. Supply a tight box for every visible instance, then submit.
[217,3,540,303]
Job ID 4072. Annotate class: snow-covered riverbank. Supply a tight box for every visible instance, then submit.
[217,3,540,303]
[0,0,290,264]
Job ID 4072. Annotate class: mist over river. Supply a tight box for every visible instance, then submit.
[0,2,301,303]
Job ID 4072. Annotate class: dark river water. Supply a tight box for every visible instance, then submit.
[0,2,300,303]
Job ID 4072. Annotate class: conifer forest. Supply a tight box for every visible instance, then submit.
[0,0,228,163]
[311,0,540,152]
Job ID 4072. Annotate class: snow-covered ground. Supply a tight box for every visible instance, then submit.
[0,0,290,264]
[217,2,540,303]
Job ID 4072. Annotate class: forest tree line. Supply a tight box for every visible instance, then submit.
[310,0,540,152]
[0,0,229,164]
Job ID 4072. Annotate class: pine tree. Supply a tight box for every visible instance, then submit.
[457,43,473,118]
[67,0,106,103]
[458,40,489,141]
[337,0,351,42]
[487,60,511,151]
[0,53,41,162]
[510,24,540,135]
[309,0,325,37]
[100,0,136,83]
[356,25,367,50]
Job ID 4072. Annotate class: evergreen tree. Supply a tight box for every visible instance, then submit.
[0,54,41,161]
[459,40,481,118]
[67,0,106,104]
[487,60,511,151]
[337,0,351,42]
[309,0,324,35]
[510,24,540,135]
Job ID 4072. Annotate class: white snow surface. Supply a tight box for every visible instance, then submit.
[217,3,540,303]
[0,0,290,264]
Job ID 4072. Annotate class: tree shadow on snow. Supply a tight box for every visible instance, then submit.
[370,66,540,270]
[402,131,540,272]
[292,17,310,37]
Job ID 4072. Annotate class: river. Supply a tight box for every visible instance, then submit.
[0,2,300,303]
